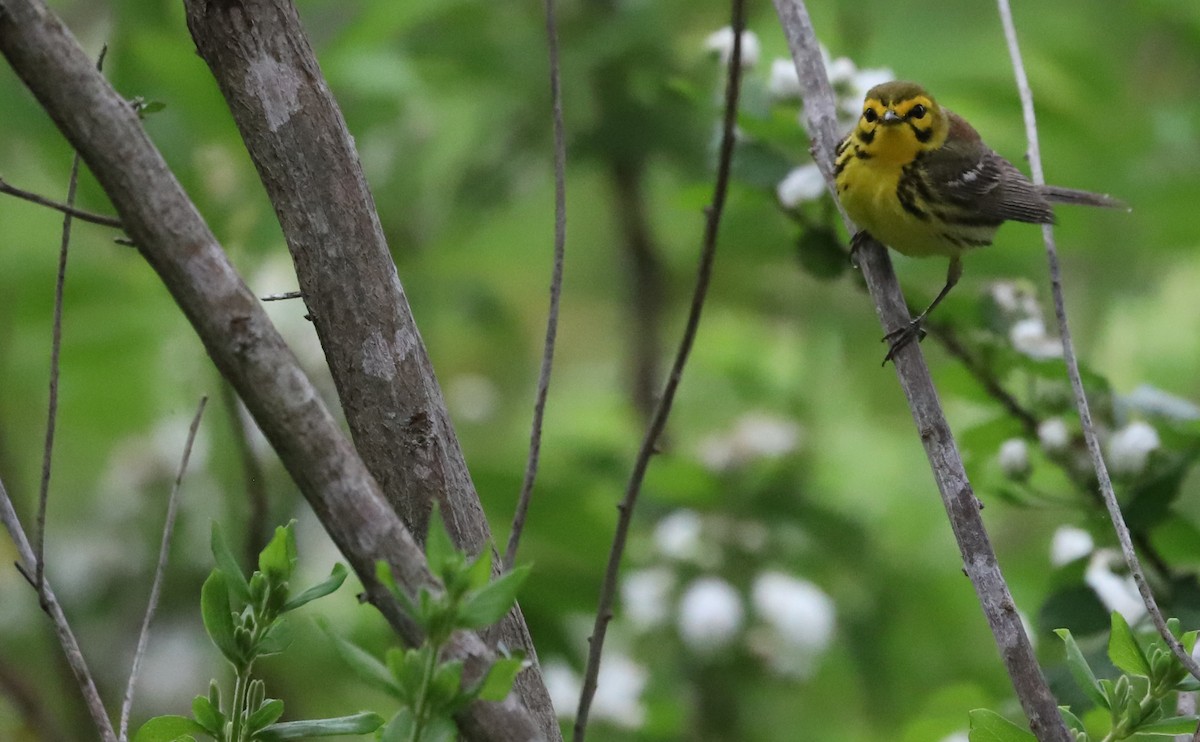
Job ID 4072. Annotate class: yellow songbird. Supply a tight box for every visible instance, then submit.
[834,80,1122,362]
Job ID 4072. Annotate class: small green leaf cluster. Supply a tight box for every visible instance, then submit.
[968,613,1200,741]
[133,522,381,742]
[330,511,530,742]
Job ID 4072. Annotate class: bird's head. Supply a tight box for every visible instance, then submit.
[853,81,950,164]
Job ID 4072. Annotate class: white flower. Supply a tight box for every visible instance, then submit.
[653,509,704,562]
[544,655,647,729]
[751,572,835,679]
[698,413,803,471]
[704,27,759,68]
[938,734,969,742]
[997,438,1031,480]
[826,55,857,86]
[678,577,744,651]
[776,164,827,207]
[1050,526,1094,566]
[621,568,675,631]
[767,58,802,100]
[1107,421,1160,476]
[1038,418,1070,454]
[1009,317,1063,360]
[1085,549,1146,625]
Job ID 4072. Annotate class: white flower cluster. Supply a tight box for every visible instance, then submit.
[704,27,760,69]
[697,411,803,472]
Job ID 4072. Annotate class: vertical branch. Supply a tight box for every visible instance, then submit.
[118,397,208,740]
[504,0,569,571]
[34,152,80,601]
[996,0,1200,685]
[572,0,746,738]
[772,1,1070,738]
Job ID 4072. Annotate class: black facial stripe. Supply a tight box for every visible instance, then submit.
[911,123,934,143]
[856,128,876,145]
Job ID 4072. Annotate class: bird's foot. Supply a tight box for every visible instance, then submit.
[881,317,927,365]
[849,231,871,269]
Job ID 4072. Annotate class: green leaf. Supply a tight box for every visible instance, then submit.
[191,694,223,735]
[429,659,465,710]
[391,646,431,701]
[318,619,403,698]
[455,566,530,630]
[1057,705,1086,732]
[421,716,457,742]
[473,656,525,702]
[1135,715,1200,734]
[132,715,208,742]
[258,522,298,584]
[379,709,416,742]
[1055,628,1108,709]
[201,570,242,666]
[257,712,385,740]
[246,698,285,733]
[424,507,458,580]
[1108,612,1152,676]
[463,548,493,593]
[375,562,418,618]
[282,563,348,613]
[967,709,1037,742]
[211,523,251,602]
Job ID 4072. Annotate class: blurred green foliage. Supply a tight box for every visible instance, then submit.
[1,0,1200,740]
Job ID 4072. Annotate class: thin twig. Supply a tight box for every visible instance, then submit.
[504,0,568,572]
[925,322,1040,436]
[219,382,270,566]
[996,0,1200,686]
[572,1,745,738]
[774,1,1071,739]
[119,396,208,740]
[260,290,303,302]
[0,477,116,741]
[0,177,123,229]
[35,152,81,602]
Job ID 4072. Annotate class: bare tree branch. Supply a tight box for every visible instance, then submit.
[35,149,80,602]
[0,476,116,742]
[0,176,123,229]
[119,396,208,741]
[996,0,1200,686]
[505,0,569,571]
[573,0,746,738]
[0,4,546,739]
[772,1,1071,739]
[178,1,557,734]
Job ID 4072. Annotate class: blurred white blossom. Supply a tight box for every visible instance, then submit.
[750,571,835,678]
[767,58,801,100]
[653,509,705,562]
[1107,421,1160,476]
[678,577,744,651]
[997,438,1031,480]
[989,280,1042,319]
[697,412,802,471]
[1038,418,1070,454]
[621,568,675,631]
[447,373,499,423]
[1085,549,1146,625]
[1009,317,1063,360]
[1050,525,1094,566]
[544,654,647,729]
[777,163,826,208]
[704,27,759,68]
[939,733,969,742]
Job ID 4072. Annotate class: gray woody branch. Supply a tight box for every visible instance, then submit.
[179,3,557,736]
[770,1,1071,740]
[0,2,549,739]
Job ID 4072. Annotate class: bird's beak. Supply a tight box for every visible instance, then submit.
[881,109,902,124]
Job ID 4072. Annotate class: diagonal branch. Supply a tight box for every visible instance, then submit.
[0,476,116,742]
[0,4,546,739]
[996,0,1200,686]
[772,1,1071,739]
[0,176,124,229]
[573,0,745,738]
[119,396,208,741]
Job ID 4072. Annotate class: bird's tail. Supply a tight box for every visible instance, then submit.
[1040,185,1128,211]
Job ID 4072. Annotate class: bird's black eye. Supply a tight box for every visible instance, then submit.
[863,108,878,123]
[909,103,927,119]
